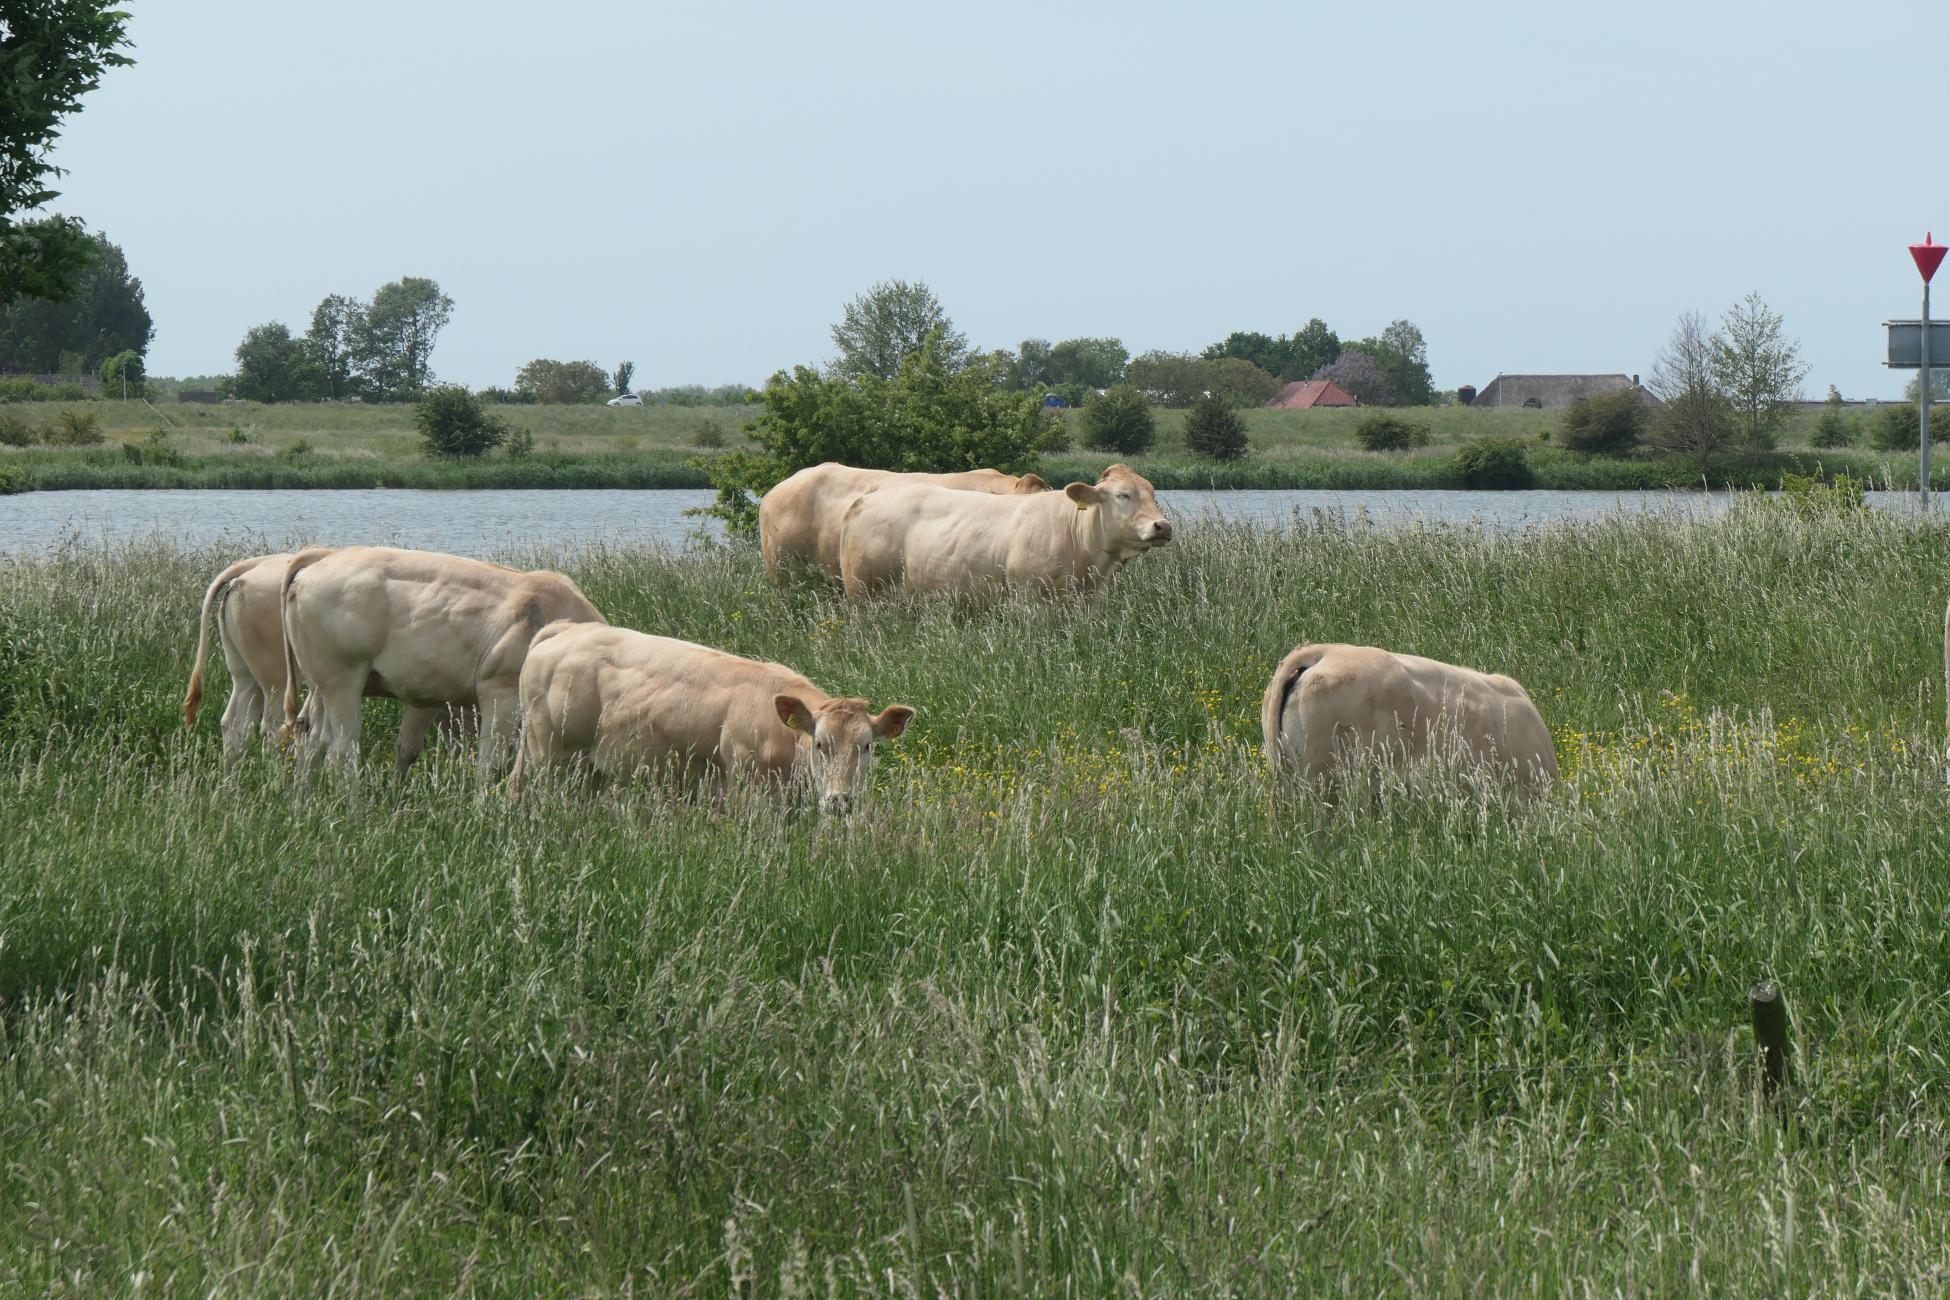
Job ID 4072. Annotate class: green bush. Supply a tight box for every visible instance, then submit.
[1453,436,1536,489]
[0,378,46,403]
[1037,410,1072,453]
[505,426,535,459]
[704,333,1044,535]
[1868,403,1937,451]
[45,408,105,446]
[691,420,726,449]
[98,350,146,398]
[284,438,314,459]
[1558,389,1645,455]
[1182,393,1249,462]
[227,426,252,444]
[1354,411,1429,452]
[1081,385,1156,454]
[0,411,37,446]
[0,462,29,494]
[415,385,508,458]
[1810,408,1857,448]
[120,428,182,467]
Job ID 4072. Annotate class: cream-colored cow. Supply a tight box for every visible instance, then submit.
[836,463,1172,598]
[759,462,1048,581]
[183,552,466,770]
[510,622,913,814]
[280,546,605,778]
[1260,643,1557,790]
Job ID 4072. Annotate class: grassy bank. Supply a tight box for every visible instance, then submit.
[4,509,1950,1290]
[1,397,1934,492]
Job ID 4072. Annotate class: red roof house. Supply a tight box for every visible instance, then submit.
[1267,379,1359,409]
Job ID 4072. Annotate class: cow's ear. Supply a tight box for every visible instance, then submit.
[871,705,915,740]
[774,695,816,732]
[1016,473,1049,494]
[1065,482,1100,508]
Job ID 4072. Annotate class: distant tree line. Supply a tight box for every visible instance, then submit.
[231,277,454,402]
[0,226,151,375]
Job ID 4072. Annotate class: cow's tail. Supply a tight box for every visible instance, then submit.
[1260,644,1327,773]
[279,547,336,736]
[183,556,264,728]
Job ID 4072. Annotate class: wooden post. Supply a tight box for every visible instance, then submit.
[1748,981,1792,1097]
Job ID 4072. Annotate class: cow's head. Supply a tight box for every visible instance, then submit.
[775,694,915,815]
[1065,463,1172,553]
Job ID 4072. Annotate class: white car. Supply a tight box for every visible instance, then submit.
[607,393,643,407]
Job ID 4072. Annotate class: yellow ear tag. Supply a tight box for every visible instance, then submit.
[1076,501,1089,511]
[784,716,799,730]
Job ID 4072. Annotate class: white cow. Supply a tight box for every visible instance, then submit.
[759,462,1048,581]
[280,546,605,778]
[836,463,1172,598]
[182,552,467,770]
[510,622,913,814]
[1260,642,1557,791]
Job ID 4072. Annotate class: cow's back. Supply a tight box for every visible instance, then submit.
[762,463,1038,579]
[841,482,1076,596]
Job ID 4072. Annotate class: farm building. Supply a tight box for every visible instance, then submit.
[1467,374,1657,409]
[1466,374,1653,409]
[1267,379,1360,409]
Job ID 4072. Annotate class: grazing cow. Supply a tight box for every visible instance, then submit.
[280,546,605,778]
[759,462,1048,581]
[1260,643,1557,791]
[510,622,913,814]
[836,463,1172,599]
[182,552,468,769]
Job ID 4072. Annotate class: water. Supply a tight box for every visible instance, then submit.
[0,486,1914,558]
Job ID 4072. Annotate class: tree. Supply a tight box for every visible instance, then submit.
[98,348,142,397]
[1710,292,1806,452]
[1045,337,1127,390]
[1903,371,1950,403]
[1203,357,1281,407]
[1286,318,1341,382]
[829,279,965,380]
[1558,388,1645,455]
[232,322,321,403]
[0,227,152,372]
[0,2,134,305]
[612,360,635,395]
[1081,385,1156,454]
[1355,412,1429,451]
[1125,351,1210,407]
[515,358,612,404]
[416,385,508,458]
[1646,311,1736,475]
[705,333,1042,535]
[1201,330,1285,377]
[1349,320,1436,406]
[1811,386,1855,448]
[357,276,452,399]
[1312,351,1394,406]
[306,294,363,400]
[1003,338,1053,390]
[1183,393,1248,461]
[1870,402,1925,451]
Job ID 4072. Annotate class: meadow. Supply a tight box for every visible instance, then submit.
[3,506,1950,1292]
[0,397,1928,493]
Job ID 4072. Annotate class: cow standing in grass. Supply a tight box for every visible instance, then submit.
[509,622,913,815]
[1260,642,1557,791]
[184,551,467,770]
[280,546,604,779]
[759,462,1048,581]
[836,463,1172,599]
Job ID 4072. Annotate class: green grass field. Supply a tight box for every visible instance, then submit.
[3,508,1950,1291]
[0,397,1930,492]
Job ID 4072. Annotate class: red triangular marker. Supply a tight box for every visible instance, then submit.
[1913,231,1947,283]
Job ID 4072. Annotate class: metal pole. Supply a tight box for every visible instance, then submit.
[1924,279,1933,508]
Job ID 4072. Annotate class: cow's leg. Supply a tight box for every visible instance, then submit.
[219,680,261,766]
[306,673,366,780]
[476,683,521,780]
[393,706,442,777]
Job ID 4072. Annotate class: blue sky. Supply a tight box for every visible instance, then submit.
[42,0,1950,396]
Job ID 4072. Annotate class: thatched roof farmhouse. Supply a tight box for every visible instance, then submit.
[1467,374,1659,409]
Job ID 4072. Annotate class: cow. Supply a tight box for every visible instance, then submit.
[509,622,913,815]
[279,546,605,778]
[759,462,1049,581]
[835,463,1172,599]
[1260,642,1557,793]
[182,552,468,770]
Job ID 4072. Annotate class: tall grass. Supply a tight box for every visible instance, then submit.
[3,509,1950,1291]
